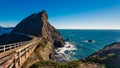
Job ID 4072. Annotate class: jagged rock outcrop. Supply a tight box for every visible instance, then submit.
[12,10,64,47]
[85,42,120,68]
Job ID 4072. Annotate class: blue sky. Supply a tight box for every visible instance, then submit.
[0,0,120,29]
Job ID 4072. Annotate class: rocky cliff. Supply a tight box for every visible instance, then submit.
[85,42,120,68]
[0,10,65,67]
[12,10,64,47]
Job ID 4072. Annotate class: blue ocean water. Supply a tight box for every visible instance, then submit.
[59,30,120,60]
[0,29,12,35]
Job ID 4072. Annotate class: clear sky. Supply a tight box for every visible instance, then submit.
[0,0,120,29]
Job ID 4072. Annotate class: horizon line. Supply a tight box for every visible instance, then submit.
[1,25,120,30]
[57,29,120,30]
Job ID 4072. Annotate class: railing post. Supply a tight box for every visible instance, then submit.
[14,54,17,68]
[18,43,20,47]
[28,46,30,54]
[17,43,19,47]
[18,51,21,67]
[25,48,27,59]
[4,45,5,52]
[10,44,11,50]
[15,44,17,48]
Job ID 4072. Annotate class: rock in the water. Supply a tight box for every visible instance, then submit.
[12,10,64,47]
[85,40,95,43]
[87,40,93,42]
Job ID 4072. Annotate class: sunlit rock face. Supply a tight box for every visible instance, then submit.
[12,10,64,47]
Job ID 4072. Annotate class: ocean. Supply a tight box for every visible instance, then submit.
[0,29,12,35]
[1,29,120,60]
[58,30,120,60]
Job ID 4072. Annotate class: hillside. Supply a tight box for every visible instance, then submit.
[85,42,120,68]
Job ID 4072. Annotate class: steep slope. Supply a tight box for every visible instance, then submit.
[85,42,120,68]
[12,10,64,47]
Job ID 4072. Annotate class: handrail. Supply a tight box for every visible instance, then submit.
[0,32,41,68]
[0,40,31,53]
[0,32,36,53]
[0,38,41,68]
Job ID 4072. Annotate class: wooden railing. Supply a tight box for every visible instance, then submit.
[0,38,41,68]
[0,41,31,53]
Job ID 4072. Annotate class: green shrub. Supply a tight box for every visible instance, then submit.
[107,53,115,59]
[34,49,43,60]
[87,53,118,68]
[30,60,80,68]
[39,38,47,48]
[99,64,106,68]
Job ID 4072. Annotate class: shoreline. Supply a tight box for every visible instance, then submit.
[52,52,70,62]
[53,41,77,62]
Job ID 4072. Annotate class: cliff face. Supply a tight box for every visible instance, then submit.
[85,42,120,68]
[12,10,64,47]
[22,40,53,68]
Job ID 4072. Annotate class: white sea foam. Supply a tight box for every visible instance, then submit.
[55,41,77,54]
[54,41,77,61]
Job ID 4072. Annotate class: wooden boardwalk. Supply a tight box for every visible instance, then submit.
[0,33,41,68]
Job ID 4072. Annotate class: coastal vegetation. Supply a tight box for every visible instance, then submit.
[30,60,104,68]
[87,53,118,68]
[86,42,120,68]
[30,60,80,68]
[22,38,51,68]
[37,38,47,48]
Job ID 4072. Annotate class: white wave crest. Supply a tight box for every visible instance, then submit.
[55,41,77,54]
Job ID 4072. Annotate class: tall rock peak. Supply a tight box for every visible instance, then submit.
[36,10,48,20]
[12,10,64,47]
[41,10,48,16]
